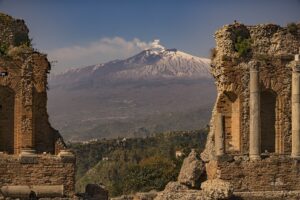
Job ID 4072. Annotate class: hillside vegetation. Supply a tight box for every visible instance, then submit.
[70,130,208,197]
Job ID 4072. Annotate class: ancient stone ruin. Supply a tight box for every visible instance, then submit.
[201,22,300,198]
[0,13,75,199]
[1,12,300,200]
[143,23,300,200]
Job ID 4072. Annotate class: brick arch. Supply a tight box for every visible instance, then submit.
[0,86,15,154]
[217,91,241,153]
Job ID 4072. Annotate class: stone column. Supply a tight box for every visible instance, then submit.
[291,53,300,159]
[215,113,225,156]
[249,62,261,160]
[20,57,35,152]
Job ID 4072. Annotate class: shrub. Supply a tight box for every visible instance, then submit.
[287,22,298,35]
[0,43,8,55]
[232,27,252,58]
[123,156,177,193]
[234,36,252,57]
[13,32,31,47]
[210,48,217,59]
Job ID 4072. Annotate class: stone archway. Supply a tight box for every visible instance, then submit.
[0,86,15,154]
[260,90,277,153]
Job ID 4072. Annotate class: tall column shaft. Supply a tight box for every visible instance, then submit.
[291,63,300,158]
[20,58,35,153]
[215,113,225,156]
[249,64,261,160]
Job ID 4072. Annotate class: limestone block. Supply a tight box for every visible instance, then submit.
[133,191,157,200]
[0,185,30,198]
[58,149,75,163]
[0,185,64,198]
[177,149,205,188]
[201,179,233,199]
[154,182,203,200]
[163,182,189,192]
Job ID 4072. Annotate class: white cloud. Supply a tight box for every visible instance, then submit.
[46,37,162,74]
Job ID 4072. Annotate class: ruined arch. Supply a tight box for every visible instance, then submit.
[0,86,15,154]
[260,89,277,153]
[217,91,241,153]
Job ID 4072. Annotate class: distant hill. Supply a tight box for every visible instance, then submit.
[48,43,216,140]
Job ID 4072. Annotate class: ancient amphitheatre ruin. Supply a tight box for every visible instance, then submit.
[0,13,300,200]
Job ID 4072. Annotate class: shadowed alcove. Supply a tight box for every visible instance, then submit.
[260,89,277,153]
[0,86,15,154]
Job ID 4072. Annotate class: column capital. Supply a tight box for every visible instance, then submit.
[292,63,300,73]
[290,48,300,72]
[249,60,260,72]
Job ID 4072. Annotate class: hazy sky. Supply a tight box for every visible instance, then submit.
[0,0,299,73]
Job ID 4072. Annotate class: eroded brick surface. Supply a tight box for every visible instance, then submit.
[0,13,75,198]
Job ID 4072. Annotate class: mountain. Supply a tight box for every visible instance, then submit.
[47,43,216,141]
[50,43,211,86]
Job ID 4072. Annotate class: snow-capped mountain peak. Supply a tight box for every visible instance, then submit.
[110,48,211,80]
[50,42,212,85]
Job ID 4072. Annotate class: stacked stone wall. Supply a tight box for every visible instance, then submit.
[0,53,63,154]
[207,157,300,192]
[0,153,75,197]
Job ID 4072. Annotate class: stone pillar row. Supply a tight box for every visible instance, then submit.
[214,54,300,160]
[214,62,262,160]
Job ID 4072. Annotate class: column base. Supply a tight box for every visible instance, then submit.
[19,148,37,164]
[249,154,261,161]
[291,154,300,160]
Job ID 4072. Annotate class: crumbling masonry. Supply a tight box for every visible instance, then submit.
[0,14,75,198]
[202,23,300,193]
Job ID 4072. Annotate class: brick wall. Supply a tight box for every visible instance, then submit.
[0,13,76,198]
[0,13,65,155]
[0,152,76,197]
[0,46,65,155]
[207,157,300,192]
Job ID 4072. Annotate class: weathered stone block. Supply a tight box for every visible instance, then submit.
[178,149,205,189]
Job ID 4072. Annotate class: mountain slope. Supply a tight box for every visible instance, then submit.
[50,45,211,87]
[48,43,216,141]
[111,49,211,80]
